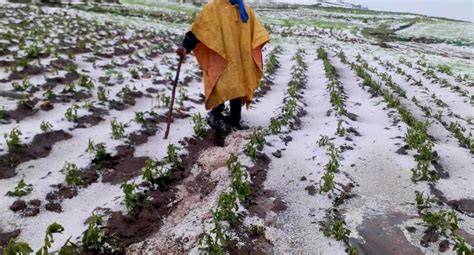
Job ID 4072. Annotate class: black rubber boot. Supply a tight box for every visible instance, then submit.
[207,104,225,130]
[228,98,249,130]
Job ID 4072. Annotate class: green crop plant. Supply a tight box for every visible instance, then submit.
[269,117,282,134]
[135,111,147,126]
[322,219,350,241]
[121,182,147,212]
[12,78,32,92]
[142,159,171,188]
[1,238,33,255]
[422,209,459,237]
[97,89,109,103]
[40,121,53,132]
[118,86,131,100]
[18,94,34,110]
[436,64,453,75]
[245,128,265,161]
[337,51,346,63]
[193,113,207,139]
[320,171,335,193]
[63,162,81,186]
[415,191,433,210]
[87,140,108,162]
[4,127,22,150]
[0,106,6,120]
[63,82,76,93]
[81,213,106,252]
[347,245,359,255]
[36,223,64,255]
[161,95,171,108]
[404,121,430,150]
[64,104,79,122]
[227,155,251,200]
[8,179,33,197]
[78,75,95,92]
[110,118,126,140]
[215,192,238,226]
[448,122,474,154]
[411,159,438,182]
[336,120,346,137]
[318,135,330,147]
[166,144,183,169]
[453,237,473,255]
[317,47,328,60]
[129,68,140,79]
[199,215,229,254]
[43,88,56,100]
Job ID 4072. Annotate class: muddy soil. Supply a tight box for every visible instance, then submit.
[0,130,73,179]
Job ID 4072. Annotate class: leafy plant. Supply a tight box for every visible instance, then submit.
[121,182,147,212]
[193,113,207,138]
[318,135,330,147]
[215,192,238,225]
[453,236,473,255]
[422,210,459,236]
[43,88,56,100]
[336,120,346,137]
[7,179,33,197]
[63,162,81,186]
[320,171,335,193]
[97,89,108,103]
[134,111,146,126]
[1,238,33,255]
[82,214,105,252]
[64,104,79,122]
[78,75,95,91]
[110,118,126,140]
[322,219,350,241]
[40,121,53,132]
[245,128,265,161]
[4,127,22,150]
[199,215,229,254]
[227,154,251,200]
[415,191,432,210]
[166,144,183,169]
[87,140,108,162]
[142,159,171,188]
[36,223,65,255]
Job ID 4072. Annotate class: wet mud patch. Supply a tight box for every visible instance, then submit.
[101,145,149,184]
[228,223,273,254]
[8,65,48,80]
[128,127,159,146]
[353,211,422,255]
[0,229,20,246]
[6,98,40,121]
[245,154,286,219]
[9,199,41,217]
[0,130,72,179]
[73,107,108,129]
[105,186,178,246]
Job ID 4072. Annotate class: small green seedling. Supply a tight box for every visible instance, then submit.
[193,113,207,139]
[64,104,79,122]
[63,162,81,186]
[166,144,183,169]
[320,171,335,193]
[40,121,53,132]
[7,179,33,197]
[110,119,126,140]
[4,127,22,150]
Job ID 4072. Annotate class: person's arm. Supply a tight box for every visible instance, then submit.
[177,31,200,58]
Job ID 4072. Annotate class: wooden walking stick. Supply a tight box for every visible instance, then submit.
[163,56,184,139]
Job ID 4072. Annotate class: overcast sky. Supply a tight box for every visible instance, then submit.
[277,0,474,22]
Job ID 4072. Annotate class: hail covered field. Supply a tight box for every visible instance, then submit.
[0,0,473,254]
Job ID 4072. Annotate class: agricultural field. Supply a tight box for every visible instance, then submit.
[0,0,473,254]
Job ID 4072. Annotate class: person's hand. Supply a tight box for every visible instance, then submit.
[176,46,187,59]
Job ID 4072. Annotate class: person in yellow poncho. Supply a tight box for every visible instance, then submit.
[176,0,270,131]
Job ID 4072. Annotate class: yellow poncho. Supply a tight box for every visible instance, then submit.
[190,0,270,110]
